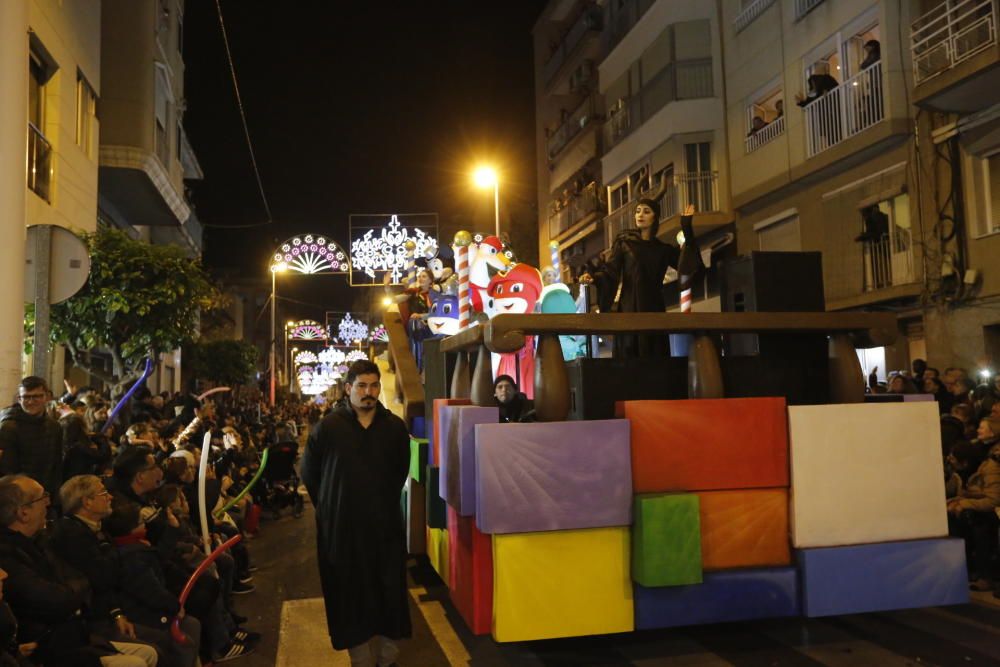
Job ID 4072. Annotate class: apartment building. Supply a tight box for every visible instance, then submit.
[722,0,921,376]
[909,0,1000,373]
[98,0,203,392]
[534,0,735,310]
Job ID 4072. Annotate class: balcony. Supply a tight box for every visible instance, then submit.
[735,0,777,33]
[803,62,884,158]
[603,59,714,151]
[603,172,720,247]
[604,0,655,54]
[794,0,826,21]
[543,4,603,86]
[911,0,996,85]
[862,233,914,293]
[745,114,785,153]
[27,123,52,202]
[548,97,598,160]
[548,182,602,240]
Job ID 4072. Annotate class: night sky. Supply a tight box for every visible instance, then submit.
[183,2,546,321]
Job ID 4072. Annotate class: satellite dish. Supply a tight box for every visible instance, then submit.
[24,225,90,304]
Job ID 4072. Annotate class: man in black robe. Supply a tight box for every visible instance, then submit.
[301,360,411,666]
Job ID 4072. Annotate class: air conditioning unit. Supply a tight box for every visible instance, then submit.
[569,60,594,92]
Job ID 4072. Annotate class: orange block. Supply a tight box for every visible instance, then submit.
[617,398,788,493]
[699,488,791,570]
[433,398,470,466]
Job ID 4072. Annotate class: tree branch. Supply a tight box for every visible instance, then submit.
[64,340,117,385]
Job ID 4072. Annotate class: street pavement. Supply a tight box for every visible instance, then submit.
[236,503,1000,666]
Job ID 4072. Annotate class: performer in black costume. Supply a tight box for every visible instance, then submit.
[581,200,695,358]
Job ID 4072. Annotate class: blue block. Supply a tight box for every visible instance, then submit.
[411,416,426,439]
[634,567,799,629]
[798,538,969,617]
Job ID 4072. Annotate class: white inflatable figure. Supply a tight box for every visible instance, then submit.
[468,235,510,314]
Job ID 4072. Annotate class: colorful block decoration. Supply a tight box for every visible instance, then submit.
[698,488,790,571]
[409,437,428,483]
[492,527,634,642]
[632,493,702,587]
[447,507,493,635]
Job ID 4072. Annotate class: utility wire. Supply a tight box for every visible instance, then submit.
[209,0,273,228]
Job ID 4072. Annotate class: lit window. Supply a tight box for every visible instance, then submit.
[76,72,97,158]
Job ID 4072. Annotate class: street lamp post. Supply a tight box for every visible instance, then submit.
[473,165,500,238]
[269,262,287,406]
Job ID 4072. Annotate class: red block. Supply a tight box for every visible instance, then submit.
[447,506,493,635]
[433,398,470,467]
[617,398,789,493]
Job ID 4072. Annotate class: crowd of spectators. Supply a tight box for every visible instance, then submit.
[0,375,309,666]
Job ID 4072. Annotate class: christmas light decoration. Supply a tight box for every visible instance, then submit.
[294,351,319,365]
[345,350,369,363]
[337,313,369,344]
[370,324,388,342]
[318,348,347,365]
[271,235,349,274]
[288,320,327,340]
[349,214,438,285]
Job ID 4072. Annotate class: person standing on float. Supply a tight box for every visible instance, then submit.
[580,201,694,358]
[301,360,411,667]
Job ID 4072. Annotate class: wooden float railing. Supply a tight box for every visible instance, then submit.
[383,306,425,421]
[439,312,898,422]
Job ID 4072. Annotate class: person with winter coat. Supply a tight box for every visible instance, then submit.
[0,378,64,505]
[947,421,1000,592]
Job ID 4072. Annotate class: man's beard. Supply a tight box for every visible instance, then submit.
[354,397,377,412]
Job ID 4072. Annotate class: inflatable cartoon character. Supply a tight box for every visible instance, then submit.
[486,263,542,399]
[469,235,510,314]
[426,290,460,337]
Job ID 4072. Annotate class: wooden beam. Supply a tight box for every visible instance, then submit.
[382,308,425,420]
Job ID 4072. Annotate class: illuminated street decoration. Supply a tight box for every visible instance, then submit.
[294,350,319,365]
[271,234,349,274]
[288,319,327,340]
[318,348,346,365]
[337,313,369,344]
[345,350,369,363]
[349,213,439,285]
[370,324,388,342]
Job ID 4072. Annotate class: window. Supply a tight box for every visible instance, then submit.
[859,193,914,291]
[154,66,172,166]
[970,151,1000,237]
[608,179,630,213]
[745,82,784,152]
[76,71,97,158]
[684,141,711,173]
[27,50,53,202]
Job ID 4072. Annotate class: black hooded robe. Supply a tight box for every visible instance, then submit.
[592,227,680,358]
[300,402,411,651]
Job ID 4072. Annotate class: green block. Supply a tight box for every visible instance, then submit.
[409,437,429,482]
[426,465,447,529]
[632,493,702,587]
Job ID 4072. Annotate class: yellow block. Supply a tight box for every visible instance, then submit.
[427,527,450,588]
[492,527,634,642]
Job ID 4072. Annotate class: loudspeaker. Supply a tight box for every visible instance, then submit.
[566,357,688,420]
[721,252,825,357]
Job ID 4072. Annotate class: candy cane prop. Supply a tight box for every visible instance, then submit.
[549,240,561,279]
[403,239,417,287]
[454,231,472,330]
[170,534,242,645]
[198,431,214,555]
[101,358,154,435]
[196,386,231,402]
[213,447,270,519]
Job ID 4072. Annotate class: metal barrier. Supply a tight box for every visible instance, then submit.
[911,0,996,84]
[735,0,777,32]
[804,63,883,157]
[746,115,785,153]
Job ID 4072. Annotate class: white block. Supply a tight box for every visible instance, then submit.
[789,403,947,548]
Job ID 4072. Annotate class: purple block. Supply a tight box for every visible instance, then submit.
[441,405,500,516]
[475,420,632,534]
[904,394,935,402]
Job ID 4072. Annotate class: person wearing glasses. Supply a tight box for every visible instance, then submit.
[0,475,159,666]
[0,377,63,512]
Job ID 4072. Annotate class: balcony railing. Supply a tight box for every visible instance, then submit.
[745,114,785,153]
[735,0,777,32]
[862,232,914,292]
[27,123,52,202]
[604,59,714,151]
[543,5,603,85]
[794,0,826,20]
[548,182,602,239]
[911,0,997,84]
[804,62,884,157]
[604,0,655,53]
[604,172,719,246]
[548,97,597,160]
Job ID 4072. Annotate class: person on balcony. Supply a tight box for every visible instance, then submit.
[747,116,766,137]
[860,40,881,70]
[579,198,692,359]
[795,73,841,146]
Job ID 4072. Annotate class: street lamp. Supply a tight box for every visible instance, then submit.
[473,165,500,238]
[269,261,288,406]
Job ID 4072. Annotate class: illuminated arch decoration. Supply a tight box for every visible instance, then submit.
[288,319,327,341]
[294,350,319,365]
[337,313,369,344]
[345,350,369,363]
[370,324,388,343]
[318,348,346,365]
[271,234,349,274]
[349,213,439,286]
